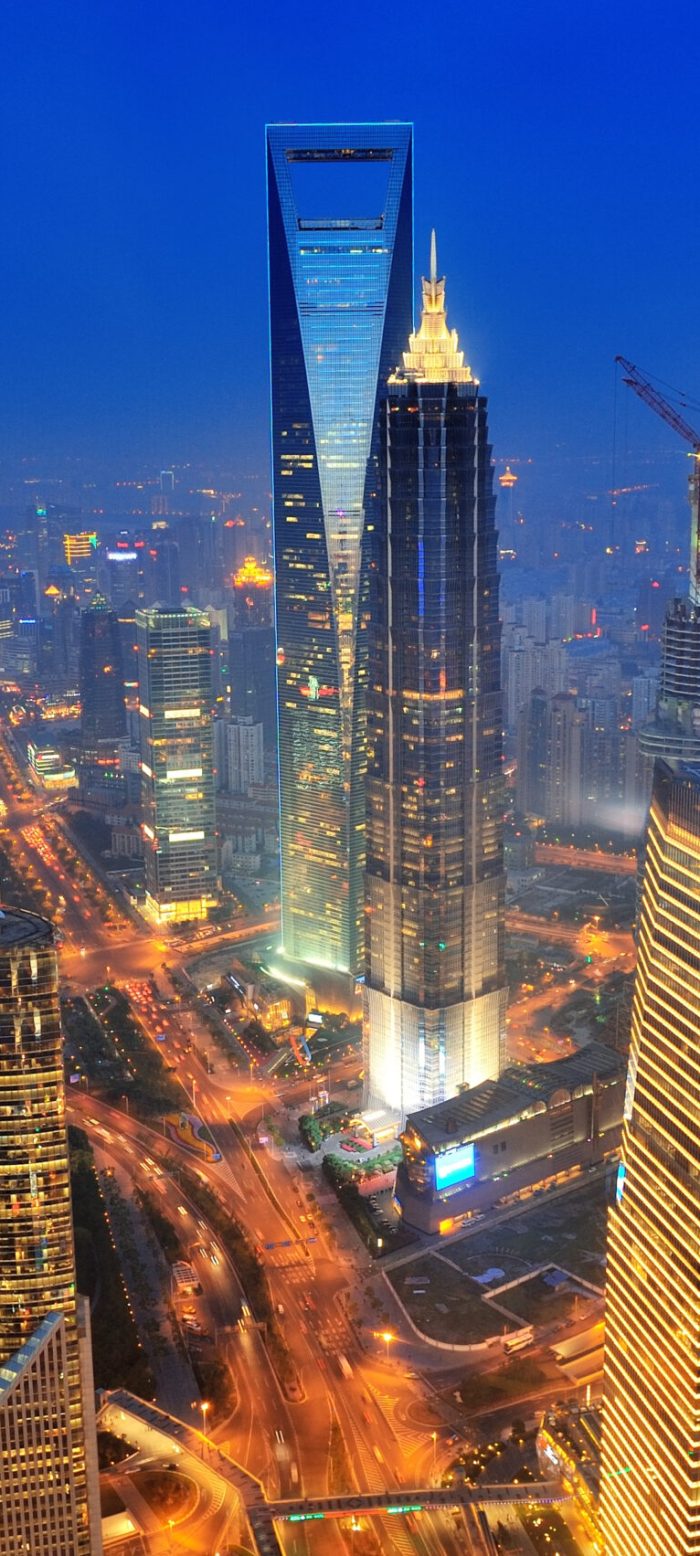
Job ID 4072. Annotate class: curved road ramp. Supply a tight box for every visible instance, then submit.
[99,1390,567,1555]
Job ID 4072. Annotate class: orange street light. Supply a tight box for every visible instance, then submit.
[380,1330,394,1364]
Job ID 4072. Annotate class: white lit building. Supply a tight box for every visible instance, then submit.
[137,604,218,923]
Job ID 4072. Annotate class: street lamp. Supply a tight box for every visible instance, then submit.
[200,1399,209,1455]
[381,1330,394,1365]
[432,1429,437,1479]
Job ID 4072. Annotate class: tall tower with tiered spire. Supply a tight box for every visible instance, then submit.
[363,237,506,1117]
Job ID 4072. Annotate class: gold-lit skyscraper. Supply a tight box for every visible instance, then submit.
[601,760,700,1555]
[0,908,100,1555]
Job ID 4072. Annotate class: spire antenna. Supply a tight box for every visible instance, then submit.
[430,228,437,283]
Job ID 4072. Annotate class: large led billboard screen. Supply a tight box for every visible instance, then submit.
[434,1142,475,1190]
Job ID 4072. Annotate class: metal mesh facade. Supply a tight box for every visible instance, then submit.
[267,123,413,973]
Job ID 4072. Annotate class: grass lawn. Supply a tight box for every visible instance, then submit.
[458,1356,548,1412]
[490,1270,599,1326]
[446,1178,609,1287]
[388,1256,515,1344]
[132,1470,197,1521]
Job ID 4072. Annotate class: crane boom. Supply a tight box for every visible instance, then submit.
[615,355,700,452]
[616,355,700,605]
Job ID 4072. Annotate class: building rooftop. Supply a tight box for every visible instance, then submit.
[407,1040,624,1151]
[0,1313,63,1403]
[0,907,53,949]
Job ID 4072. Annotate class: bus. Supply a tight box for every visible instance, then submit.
[503,1327,534,1355]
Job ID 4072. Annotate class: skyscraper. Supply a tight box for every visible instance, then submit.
[79,595,128,809]
[80,595,126,746]
[515,687,548,817]
[267,121,413,973]
[601,760,700,1555]
[137,604,218,923]
[0,909,101,1554]
[0,1306,102,1556]
[364,237,506,1116]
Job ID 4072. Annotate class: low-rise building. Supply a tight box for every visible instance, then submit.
[395,1042,623,1234]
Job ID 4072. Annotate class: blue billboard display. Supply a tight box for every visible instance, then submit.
[434,1142,475,1190]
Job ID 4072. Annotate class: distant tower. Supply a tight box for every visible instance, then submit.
[364,235,506,1116]
[79,595,126,746]
[137,604,218,924]
[0,909,102,1555]
[516,687,548,817]
[152,468,175,517]
[601,761,700,1554]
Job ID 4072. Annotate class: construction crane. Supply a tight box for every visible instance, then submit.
[616,355,700,604]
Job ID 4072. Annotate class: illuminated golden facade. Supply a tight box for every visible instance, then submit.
[601,761,700,1555]
[393,229,475,386]
[63,531,97,565]
[0,910,99,1554]
[232,555,274,590]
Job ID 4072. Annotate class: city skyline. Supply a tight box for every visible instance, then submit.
[2,4,700,526]
[0,12,698,1553]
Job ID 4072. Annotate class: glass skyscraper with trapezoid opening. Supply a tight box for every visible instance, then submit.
[267,122,413,974]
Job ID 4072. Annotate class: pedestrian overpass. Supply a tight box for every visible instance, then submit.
[99,1390,568,1556]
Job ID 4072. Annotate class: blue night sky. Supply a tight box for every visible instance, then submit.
[2,0,700,517]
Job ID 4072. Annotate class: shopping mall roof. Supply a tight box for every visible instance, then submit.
[405,1041,624,1151]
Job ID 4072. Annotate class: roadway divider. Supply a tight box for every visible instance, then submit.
[227,1114,299,1243]
[176,1161,304,1404]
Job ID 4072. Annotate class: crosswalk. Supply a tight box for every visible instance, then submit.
[371,1386,426,1459]
[261,1242,309,1270]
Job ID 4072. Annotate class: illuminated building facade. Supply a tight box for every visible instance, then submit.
[0,1307,102,1556]
[396,1041,623,1234]
[601,760,700,1556]
[231,556,274,628]
[62,531,99,601]
[0,910,100,1554]
[267,121,413,973]
[137,604,218,923]
[27,743,76,788]
[364,236,506,1115]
